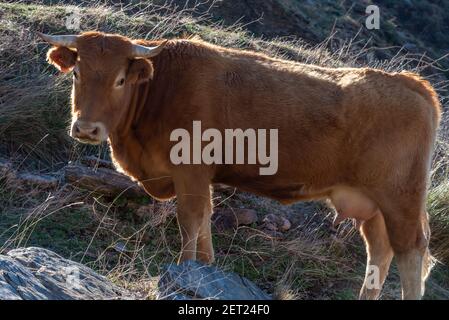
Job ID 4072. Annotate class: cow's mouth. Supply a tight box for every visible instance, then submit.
[74,137,103,145]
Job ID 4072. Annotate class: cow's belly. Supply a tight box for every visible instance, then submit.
[215,175,379,227]
[213,161,337,204]
[214,174,329,204]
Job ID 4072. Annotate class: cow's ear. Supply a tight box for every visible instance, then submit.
[47,46,77,73]
[127,58,154,84]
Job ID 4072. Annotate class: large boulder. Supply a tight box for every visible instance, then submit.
[0,247,135,300]
[158,260,271,300]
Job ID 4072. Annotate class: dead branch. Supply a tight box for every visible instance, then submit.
[64,164,147,198]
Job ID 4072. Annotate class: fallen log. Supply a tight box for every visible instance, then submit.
[68,158,233,196]
[2,156,233,198]
[0,158,59,190]
[64,164,147,198]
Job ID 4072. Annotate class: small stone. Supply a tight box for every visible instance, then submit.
[235,209,258,226]
[261,214,291,233]
[212,208,258,232]
[279,217,291,231]
[114,242,127,253]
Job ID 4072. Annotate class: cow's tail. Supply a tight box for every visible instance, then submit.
[421,211,436,284]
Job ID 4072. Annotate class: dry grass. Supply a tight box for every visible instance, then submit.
[0,0,448,300]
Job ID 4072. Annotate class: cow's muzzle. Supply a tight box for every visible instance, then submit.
[71,120,108,144]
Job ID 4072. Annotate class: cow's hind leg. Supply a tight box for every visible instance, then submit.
[393,210,433,300]
[375,194,432,300]
[359,211,394,300]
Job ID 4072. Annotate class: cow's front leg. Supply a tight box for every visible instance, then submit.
[174,172,213,263]
[197,205,214,264]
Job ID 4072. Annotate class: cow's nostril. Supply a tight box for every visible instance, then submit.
[92,128,98,135]
[75,126,80,133]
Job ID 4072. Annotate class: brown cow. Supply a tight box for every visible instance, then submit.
[38,31,441,300]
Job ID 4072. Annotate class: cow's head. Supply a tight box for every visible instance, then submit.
[38,32,166,144]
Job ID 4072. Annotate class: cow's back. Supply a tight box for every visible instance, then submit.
[140,40,440,201]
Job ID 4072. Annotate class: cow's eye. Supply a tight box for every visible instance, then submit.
[73,71,79,80]
[116,78,125,87]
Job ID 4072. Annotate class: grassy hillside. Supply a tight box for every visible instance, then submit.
[167,0,449,76]
[0,0,449,299]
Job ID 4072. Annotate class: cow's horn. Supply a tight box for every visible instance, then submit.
[37,32,78,49]
[131,40,167,58]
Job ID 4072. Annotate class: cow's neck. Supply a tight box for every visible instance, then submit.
[108,80,173,196]
[118,81,150,138]
[109,129,145,180]
[108,81,151,179]
[108,127,174,200]
[108,50,186,199]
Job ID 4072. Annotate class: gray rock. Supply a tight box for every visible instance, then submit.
[0,255,53,299]
[158,260,271,300]
[0,247,135,300]
[1,248,272,300]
